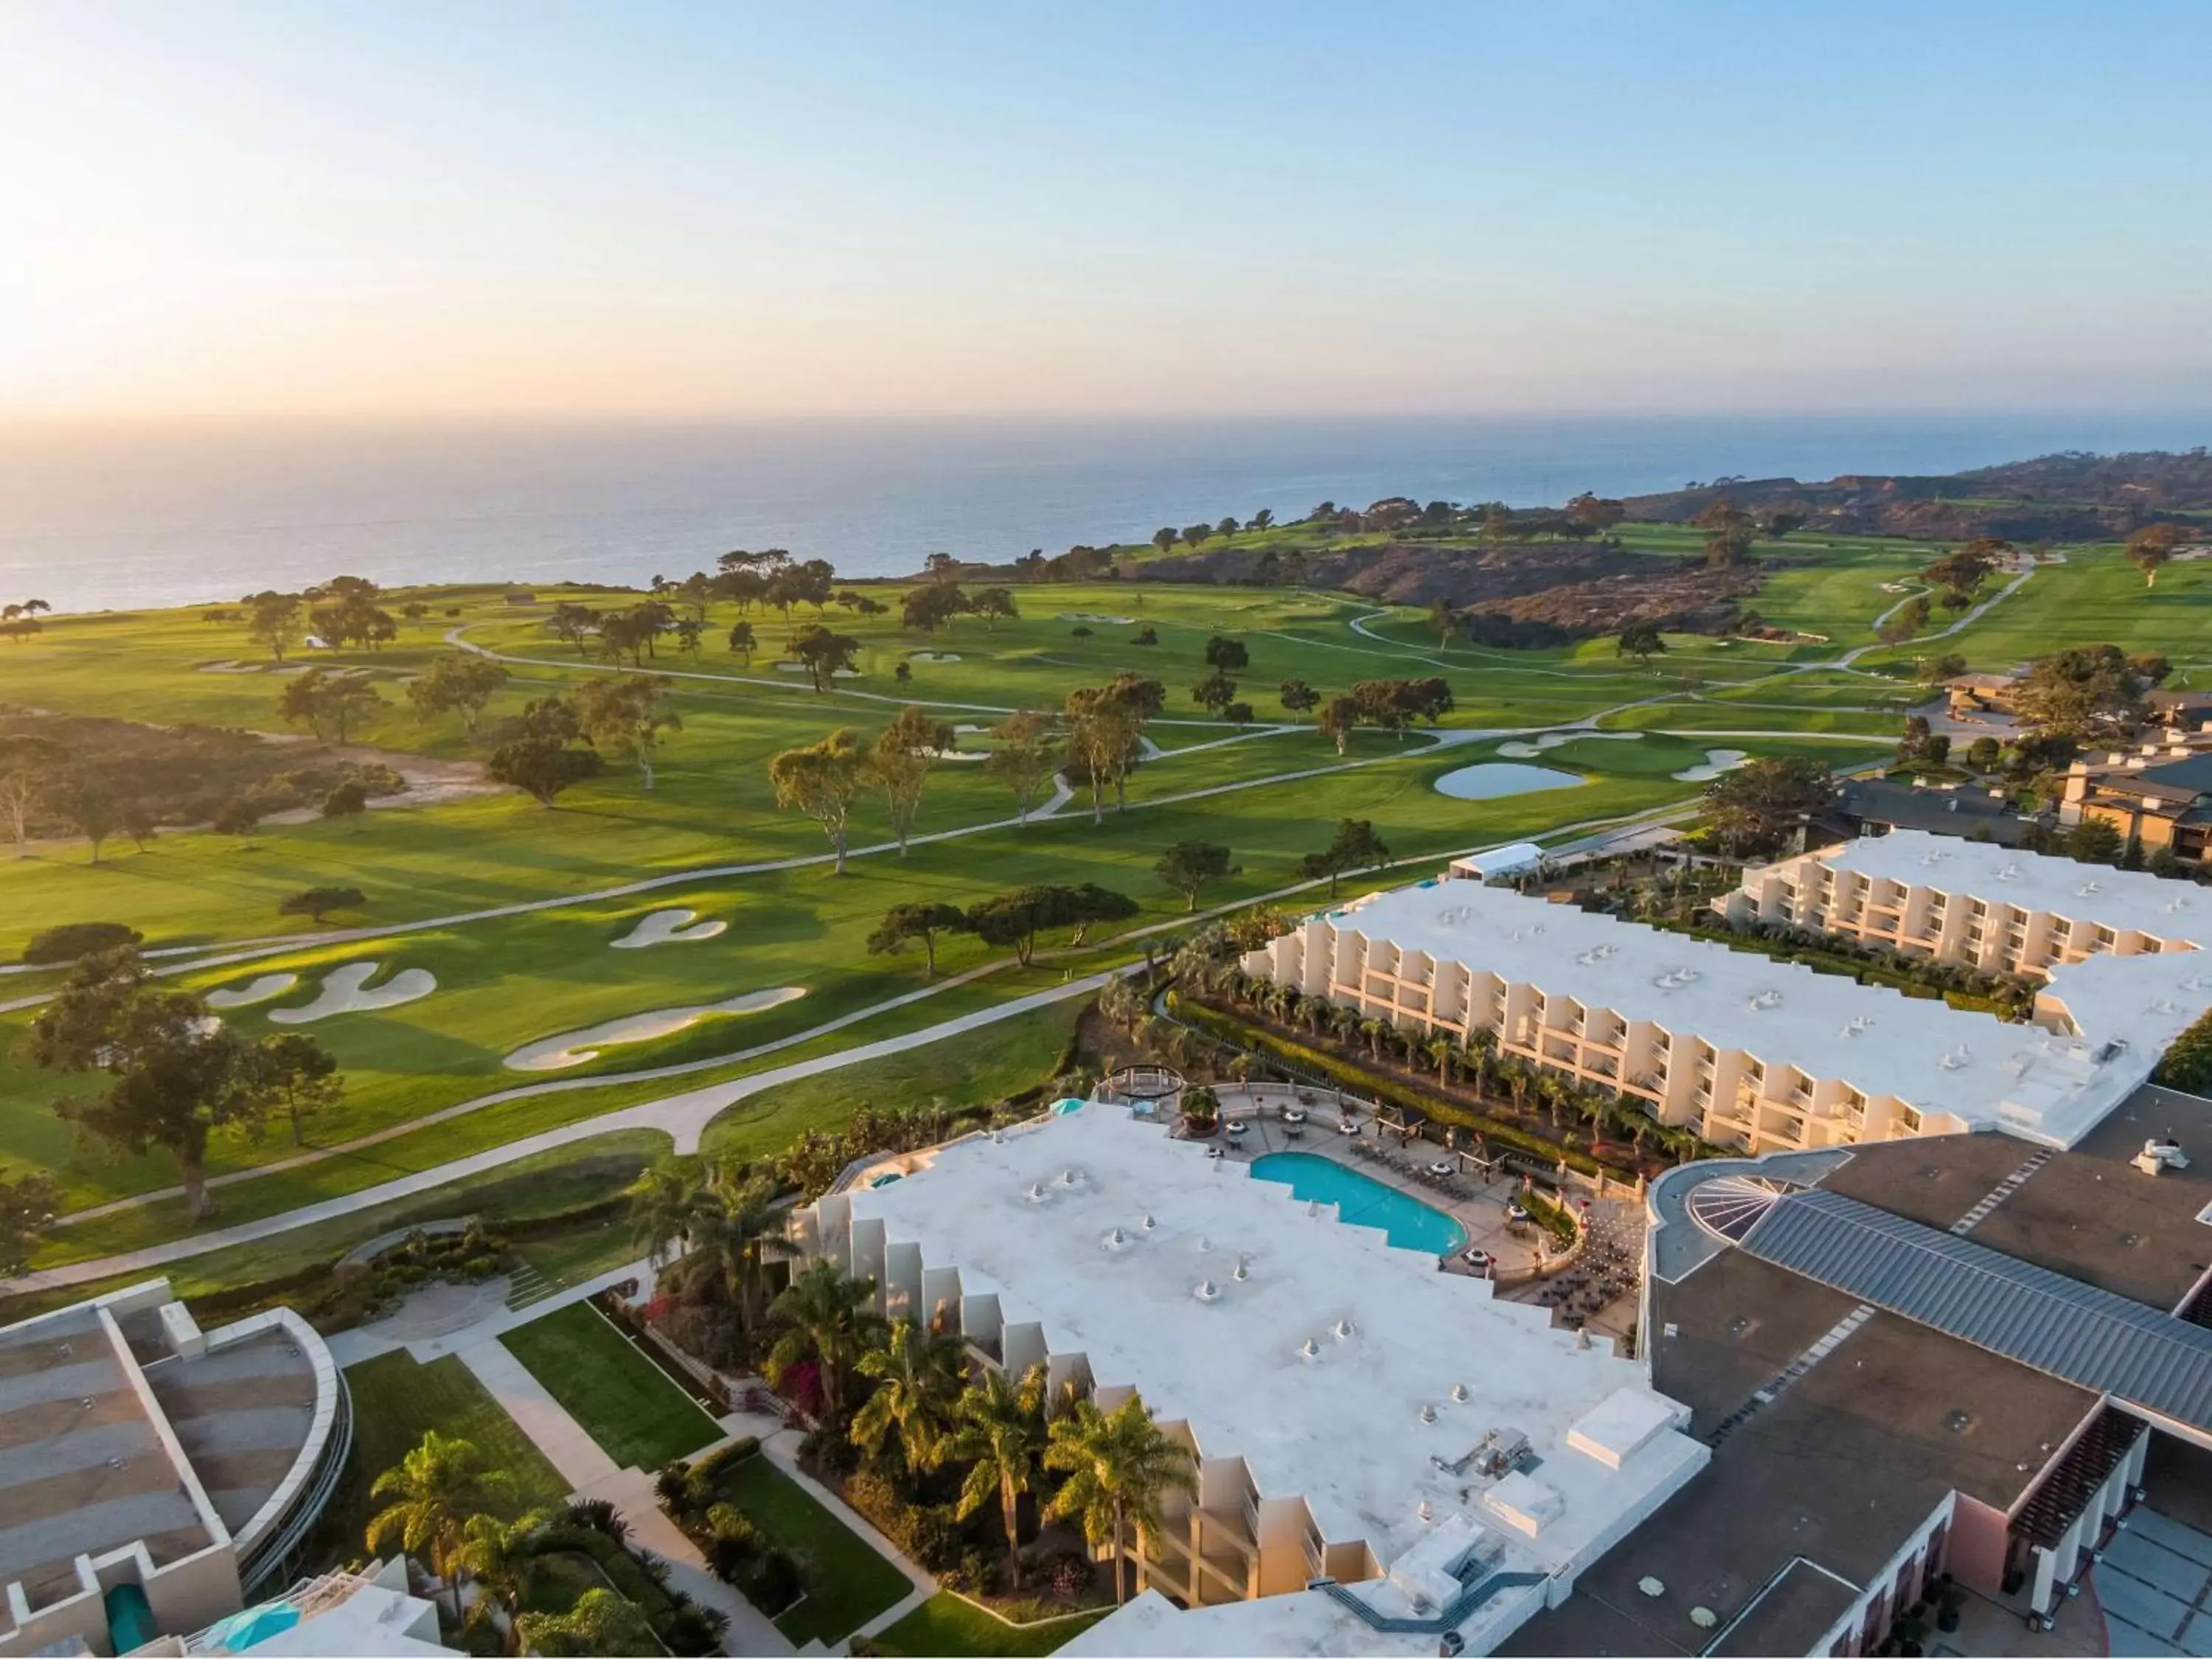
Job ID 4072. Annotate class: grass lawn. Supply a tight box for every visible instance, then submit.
[499,1301,722,1470]
[714,1454,914,1646]
[318,1349,568,1568]
[873,1593,1110,1657]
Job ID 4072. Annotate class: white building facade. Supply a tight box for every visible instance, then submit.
[1241,877,2210,1154]
[1725,831,2205,978]
[794,1105,1708,1657]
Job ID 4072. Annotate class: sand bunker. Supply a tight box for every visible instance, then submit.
[1058,613,1135,625]
[954,723,992,735]
[206,973,300,1008]
[504,987,807,1071]
[773,662,861,678]
[920,747,987,762]
[1672,748,1749,782]
[611,908,728,948]
[269,961,437,1023]
[196,659,265,674]
[907,651,962,663]
[1497,732,1641,758]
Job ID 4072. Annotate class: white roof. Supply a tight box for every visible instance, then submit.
[1810,831,2209,945]
[1294,880,2212,1148]
[831,1107,1704,1652]
[1450,842,1547,880]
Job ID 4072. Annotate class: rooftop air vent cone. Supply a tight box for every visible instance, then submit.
[1194,1279,1220,1302]
[1141,1214,1156,1230]
[1638,1578,1666,1599]
[1233,1257,1250,1281]
[1450,1383,1470,1402]
[1026,1182,1044,1202]
[1335,1318,1355,1340]
[1417,1499,1434,1523]
[1419,1402,1438,1424]
[1299,1338,1320,1361]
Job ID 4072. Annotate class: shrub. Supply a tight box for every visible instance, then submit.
[655,1461,695,1512]
[560,1498,630,1543]
[658,1602,726,1657]
[22,922,142,965]
[688,1436,759,1486]
[904,1504,968,1573]
[744,1547,806,1616]
[704,1531,757,1584]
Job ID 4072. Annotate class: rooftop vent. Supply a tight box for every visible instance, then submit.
[1299,1338,1320,1361]
[1060,1167,1080,1186]
[1747,990,1782,1012]
[1141,1213,1156,1231]
[1638,1577,1666,1599]
[1690,1607,1719,1630]
[1102,1227,1130,1251]
[1233,1256,1251,1281]
[1193,1279,1221,1302]
[1419,1402,1439,1425]
[1944,1409,1974,1433]
[1451,1383,1470,1402]
[1940,1045,1971,1070]
[1335,1318,1355,1340]
[1026,1182,1046,1203]
[1417,1499,1434,1523]
[1998,864,2021,881]
[2079,881,2101,896]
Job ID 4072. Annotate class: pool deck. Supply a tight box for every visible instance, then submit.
[1203,1084,1551,1279]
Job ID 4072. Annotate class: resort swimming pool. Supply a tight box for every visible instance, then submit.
[1249,1152,1469,1256]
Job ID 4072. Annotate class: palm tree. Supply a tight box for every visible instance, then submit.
[1464,1029,1497,1103]
[1536,1072,1568,1130]
[1326,1004,1359,1047]
[767,1259,883,1419]
[627,1161,704,1267]
[365,1430,511,1619]
[1506,1062,1533,1119]
[1045,1395,1197,1604]
[850,1318,965,1473]
[1425,1035,1454,1085]
[695,1164,791,1338]
[454,1509,547,1650]
[947,1364,1049,1587]
[1357,1018,1385,1061]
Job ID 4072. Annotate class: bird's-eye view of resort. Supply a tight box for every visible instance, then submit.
[5,7,2212,1659]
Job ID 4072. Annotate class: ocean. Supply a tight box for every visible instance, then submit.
[1,411,2205,614]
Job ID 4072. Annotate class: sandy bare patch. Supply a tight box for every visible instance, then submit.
[196,659,265,673]
[268,961,437,1023]
[1058,613,1134,625]
[1672,748,1748,782]
[774,662,860,678]
[504,987,807,1071]
[611,908,729,949]
[907,650,961,663]
[206,973,300,1008]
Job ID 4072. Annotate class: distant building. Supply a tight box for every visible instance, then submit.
[2059,742,2212,866]
[0,1281,349,1658]
[1448,842,1547,883]
[1242,876,2208,1152]
[1508,1093,2212,1655]
[794,1105,1708,1657]
[1728,830,2205,977]
[1944,672,2025,719]
[1812,776,2047,848]
[2146,687,2212,734]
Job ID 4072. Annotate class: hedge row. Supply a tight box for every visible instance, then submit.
[1166,993,1608,1177]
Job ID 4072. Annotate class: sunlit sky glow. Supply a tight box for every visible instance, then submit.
[4,0,2209,420]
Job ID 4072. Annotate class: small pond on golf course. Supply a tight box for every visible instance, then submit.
[1432,762,1585,800]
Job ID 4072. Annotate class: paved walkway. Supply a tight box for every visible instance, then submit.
[575,1464,796,1658]
[457,1340,620,1488]
[757,1427,936,1655]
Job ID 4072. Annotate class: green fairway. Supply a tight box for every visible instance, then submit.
[319,1349,569,1568]
[712,1453,914,1645]
[499,1301,723,1470]
[0,554,1978,1271]
[874,1593,1110,1656]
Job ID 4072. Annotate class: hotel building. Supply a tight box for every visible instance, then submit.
[1725,830,2205,977]
[793,1105,1708,1657]
[1240,876,2209,1153]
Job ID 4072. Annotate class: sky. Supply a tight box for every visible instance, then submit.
[4,0,2210,420]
